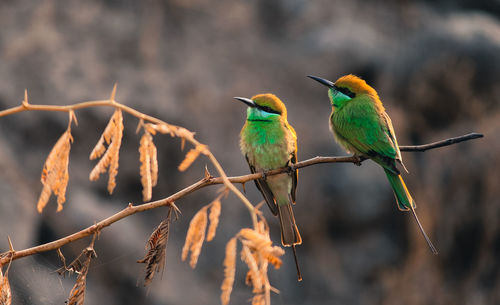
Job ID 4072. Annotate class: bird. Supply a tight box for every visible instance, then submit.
[234,93,303,280]
[308,74,438,254]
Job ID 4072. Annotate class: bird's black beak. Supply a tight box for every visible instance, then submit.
[307,75,335,88]
[234,97,256,107]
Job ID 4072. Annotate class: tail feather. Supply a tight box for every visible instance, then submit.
[384,168,414,211]
[278,204,302,246]
[278,203,302,281]
[384,169,438,254]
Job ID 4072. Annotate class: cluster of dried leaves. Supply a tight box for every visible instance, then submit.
[35,87,207,212]
[221,217,285,305]
[179,191,284,305]
[182,189,225,268]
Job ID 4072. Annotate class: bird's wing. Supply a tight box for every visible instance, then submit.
[381,112,408,172]
[245,154,278,215]
[335,99,400,174]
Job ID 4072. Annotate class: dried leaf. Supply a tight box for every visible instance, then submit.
[37,129,73,213]
[220,237,237,305]
[178,144,207,172]
[241,245,262,292]
[150,140,158,187]
[251,293,265,305]
[137,209,171,286]
[139,132,152,201]
[139,130,159,202]
[238,229,272,251]
[264,247,284,269]
[66,247,96,305]
[89,109,123,194]
[206,198,221,242]
[0,268,11,305]
[181,206,208,268]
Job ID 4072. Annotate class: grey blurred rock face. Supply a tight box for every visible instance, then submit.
[0,1,498,305]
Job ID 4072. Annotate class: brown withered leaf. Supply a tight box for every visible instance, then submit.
[251,293,265,305]
[137,208,172,286]
[63,234,98,305]
[206,196,221,242]
[89,109,123,194]
[240,245,262,293]
[56,247,95,278]
[66,247,96,305]
[220,237,237,305]
[37,129,73,213]
[0,267,11,305]
[181,206,208,268]
[178,144,207,172]
[139,131,159,202]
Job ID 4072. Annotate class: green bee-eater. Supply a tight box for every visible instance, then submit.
[235,93,302,279]
[308,74,438,254]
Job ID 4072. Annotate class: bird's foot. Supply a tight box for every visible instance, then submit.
[352,154,363,166]
[260,170,267,180]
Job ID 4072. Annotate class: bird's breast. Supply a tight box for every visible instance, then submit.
[240,122,294,170]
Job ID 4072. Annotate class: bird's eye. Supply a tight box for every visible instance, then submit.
[334,85,355,98]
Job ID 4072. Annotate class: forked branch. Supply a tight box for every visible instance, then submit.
[0,132,483,265]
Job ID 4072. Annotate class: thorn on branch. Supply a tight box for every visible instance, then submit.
[204,165,212,180]
[22,89,29,107]
[169,202,181,219]
[6,237,14,254]
[109,83,117,103]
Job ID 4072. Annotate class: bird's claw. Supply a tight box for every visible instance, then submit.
[261,170,267,180]
[353,155,362,166]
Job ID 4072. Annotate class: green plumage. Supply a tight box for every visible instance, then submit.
[384,169,414,211]
[309,74,437,254]
[236,94,301,248]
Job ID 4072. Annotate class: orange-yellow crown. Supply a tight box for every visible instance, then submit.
[335,74,379,98]
[251,93,287,118]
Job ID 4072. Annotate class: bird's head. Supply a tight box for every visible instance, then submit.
[234,93,287,122]
[308,74,380,110]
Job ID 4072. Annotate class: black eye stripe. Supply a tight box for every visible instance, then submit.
[257,105,281,115]
[333,85,356,98]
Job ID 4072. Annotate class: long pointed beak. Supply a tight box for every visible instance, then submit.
[233,97,256,107]
[307,75,335,88]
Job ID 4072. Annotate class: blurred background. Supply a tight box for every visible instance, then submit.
[0,0,499,304]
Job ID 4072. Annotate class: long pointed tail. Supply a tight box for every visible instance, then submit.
[278,204,303,280]
[384,169,438,254]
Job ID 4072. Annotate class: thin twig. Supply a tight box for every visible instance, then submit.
[0,132,482,265]
[398,133,483,152]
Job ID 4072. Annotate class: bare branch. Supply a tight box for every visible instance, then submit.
[398,132,483,152]
[0,132,482,265]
